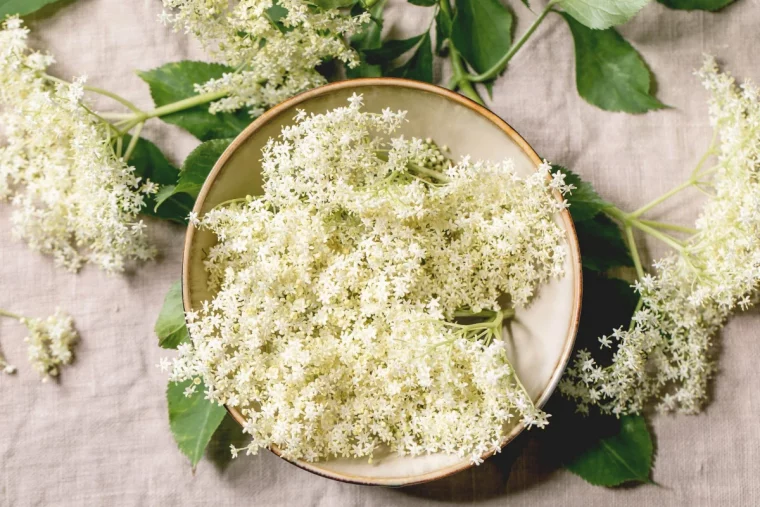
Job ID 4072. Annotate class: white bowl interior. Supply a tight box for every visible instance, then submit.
[184,82,580,486]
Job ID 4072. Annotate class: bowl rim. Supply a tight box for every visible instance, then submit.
[182,77,583,487]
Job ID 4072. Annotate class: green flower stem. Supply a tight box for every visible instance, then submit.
[83,85,142,113]
[605,206,685,252]
[119,89,229,132]
[122,121,145,163]
[624,226,645,279]
[375,151,451,183]
[438,0,483,104]
[450,45,484,105]
[0,309,22,321]
[638,219,697,235]
[465,1,556,84]
[628,179,696,219]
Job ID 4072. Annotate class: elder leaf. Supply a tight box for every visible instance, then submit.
[388,32,434,83]
[167,379,227,469]
[175,138,234,198]
[451,0,513,75]
[0,0,66,16]
[155,280,190,350]
[656,0,736,9]
[556,0,649,29]
[347,0,387,78]
[554,165,611,222]
[137,61,251,141]
[565,415,653,485]
[364,33,425,65]
[123,135,195,224]
[561,13,665,113]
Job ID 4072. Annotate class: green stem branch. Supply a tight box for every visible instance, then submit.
[466,1,556,83]
[0,309,22,321]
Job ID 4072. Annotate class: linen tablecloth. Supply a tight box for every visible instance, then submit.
[1,0,759,505]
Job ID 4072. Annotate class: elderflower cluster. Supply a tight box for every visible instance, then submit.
[21,309,79,381]
[161,0,368,115]
[170,97,569,463]
[0,18,156,272]
[561,57,760,415]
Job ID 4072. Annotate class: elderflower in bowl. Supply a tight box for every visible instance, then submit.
[179,80,582,486]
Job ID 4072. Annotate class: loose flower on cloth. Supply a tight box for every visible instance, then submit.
[160,0,369,116]
[560,58,760,416]
[0,17,156,273]
[0,307,79,381]
[168,97,571,464]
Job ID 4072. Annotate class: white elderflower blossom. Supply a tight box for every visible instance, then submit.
[561,57,760,415]
[22,309,79,381]
[0,307,78,381]
[161,0,369,115]
[170,99,567,463]
[0,18,156,272]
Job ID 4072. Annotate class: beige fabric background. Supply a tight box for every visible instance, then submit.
[1,0,759,505]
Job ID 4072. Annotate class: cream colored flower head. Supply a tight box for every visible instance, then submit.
[0,17,156,273]
[170,98,568,463]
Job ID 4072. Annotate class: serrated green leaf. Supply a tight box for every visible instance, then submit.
[364,33,425,65]
[123,135,195,224]
[656,0,735,10]
[389,32,433,83]
[408,0,437,5]
[155,280,190,350]
[451,0,513,75]
[137,61,251,141]
[167,379,227,468]
[554,165,612,222]
[556,0,649,29]
[347,0,386,78]
[0,0,64,16]
[565,415,653,485]
[561,13,665,113]
[175,138,234,197]
[575,214,633,272]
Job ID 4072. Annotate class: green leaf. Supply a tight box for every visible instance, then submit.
[575,214,633,272]
[137,61,251,141]
[556,0,649,29]
[434,4,453,55]
[175,138,234,198]
[561,13,665,113]
[124,135,195,224]
[451,0,513,75]
[656,0,735,10]
[167,379,227,468]
[155,280,190,350]
[347,0,386,78]
[565,415,653,485]
[363,33,425,65]
[554,165,611,222]
[408,0,437,5]
[389,32,434,83]
[0,0,63,16]
[577,272,638,343]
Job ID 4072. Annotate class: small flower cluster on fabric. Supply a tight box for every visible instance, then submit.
[561,57,760,416]
[22,309,79,381]
[161,0,368,116]
[0,18,156,273]
[170,96,569,464]
[1,308,79,381]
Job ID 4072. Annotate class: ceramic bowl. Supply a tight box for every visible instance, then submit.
[182,79,582,487]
